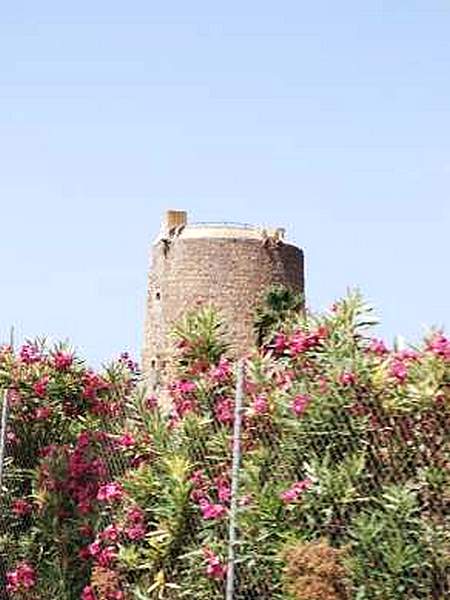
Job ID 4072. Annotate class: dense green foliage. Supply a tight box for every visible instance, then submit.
[0,291,449,599]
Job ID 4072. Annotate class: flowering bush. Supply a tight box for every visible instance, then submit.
[1,292,449,599]
[87,296,450,599]
[0,342,139,599]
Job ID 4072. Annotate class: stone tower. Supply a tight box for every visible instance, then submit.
[142,210,304,388]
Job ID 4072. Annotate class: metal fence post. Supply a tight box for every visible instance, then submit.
[0,389,8,491]
[226,359,245,600]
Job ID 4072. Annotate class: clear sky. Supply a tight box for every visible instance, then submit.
[0,1,449,365]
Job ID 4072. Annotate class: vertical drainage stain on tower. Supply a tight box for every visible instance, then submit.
[142,210,305,390]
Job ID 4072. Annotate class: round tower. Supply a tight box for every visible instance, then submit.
[142,210,304,388]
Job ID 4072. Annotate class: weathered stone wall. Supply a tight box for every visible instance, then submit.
[142,229,304,389]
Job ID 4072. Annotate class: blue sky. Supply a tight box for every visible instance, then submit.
[0,1,449,365]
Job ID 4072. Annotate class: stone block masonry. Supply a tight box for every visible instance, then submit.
[142,212,304,390]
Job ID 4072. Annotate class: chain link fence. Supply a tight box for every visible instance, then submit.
[0,389,10,600]
[0,384,133,600]
[0,348,449,599]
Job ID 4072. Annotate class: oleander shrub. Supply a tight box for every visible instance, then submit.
[0,342,139,599]
[0,291,449,599]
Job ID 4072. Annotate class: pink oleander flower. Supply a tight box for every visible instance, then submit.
[146,395,158,410]
[315,325,329,340]
[210,357,232,382]
[289,332,308,355]
[276,369,295,391]
[167,415,180,430]
[6,430,18,445]
[11,498,33,517]
[288,329,325,356]
[178,380,196,394]
[368,338,388,356]
[34,406,52,420]
[79,546,91,560]
[7,389,23,408]
[97,482,124,503]
[253,395,269,415]
[190,470,207,487]
[77,431,91,448]
[291,394,310,416]
[174,397,197,418]
[33,375,49,398]
[88,541,101,557]
[199,499,227,520]
[19,342,42,364]
[435,393,446,404]
[127,506,145,524]
[176,338,190,350]
[395,349,420,362]
[6,562,37,594]
[100,524,122,542]
[82,586,97,600]
[116,433,136,449]
[218,486,231,504]
[97,546,117,567]
[390,360,408,383]
[339,371,357,386]
[125,524,147,541]
[215,476,231,504]
[427,333,450,360]
[203,548,227,581]
[53,350,73,370]
[214,397,234,425]
[82,370,110,400]
[191,487,207,503]
[91,458,108,479]
[273,332,288,353]
[190,470,209,502]
[280,487,298,504]
[119,351,140,374]
[280,479,312,504]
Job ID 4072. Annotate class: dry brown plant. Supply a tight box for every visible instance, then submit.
[283,539,351,600]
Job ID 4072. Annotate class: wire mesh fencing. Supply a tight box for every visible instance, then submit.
[0,389,10,600]
[0,383,133,600]
[0,354,449,600]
